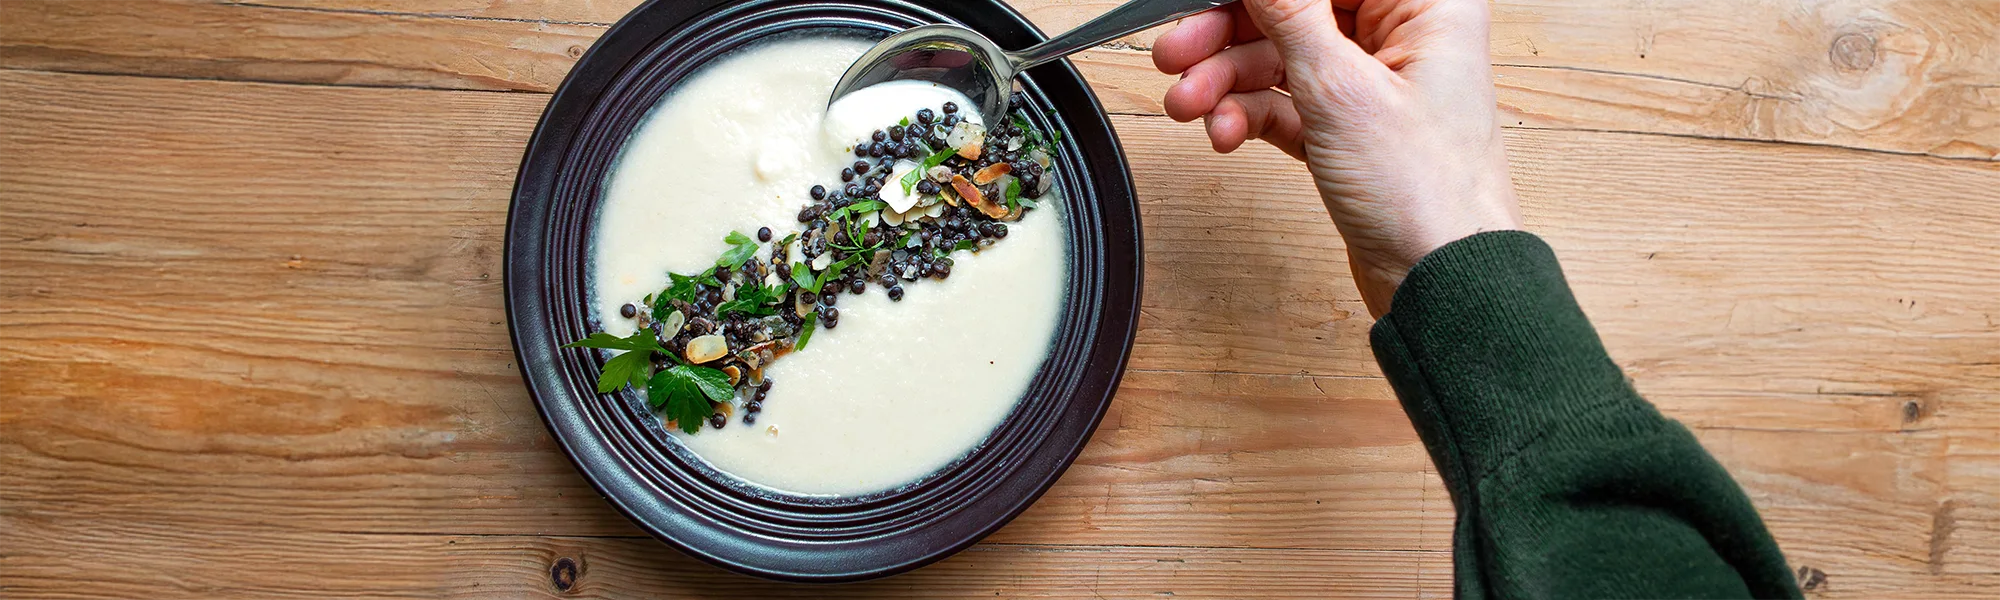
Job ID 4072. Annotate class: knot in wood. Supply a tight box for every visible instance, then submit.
[1830,33,1876,72]
[1795,565,1828,591]
[550,556,579,592]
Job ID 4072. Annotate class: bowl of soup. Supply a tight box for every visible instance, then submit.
[506,0,1140,581]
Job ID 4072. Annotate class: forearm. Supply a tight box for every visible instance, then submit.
[1368,230,1801,599]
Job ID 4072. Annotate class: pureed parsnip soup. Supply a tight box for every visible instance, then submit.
[579,33,1067,496]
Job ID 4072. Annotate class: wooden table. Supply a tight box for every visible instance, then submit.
[3,1,1996,597]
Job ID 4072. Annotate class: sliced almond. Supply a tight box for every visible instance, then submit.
[950,174,983,206]
[660,310,686,338]
[722,364,742,386]
[947,122,986,160]
[972,162,1012,185]
[924,202,946,218]
[954,174,1009,219]
[684,334,729,364]
[883,207,905,226]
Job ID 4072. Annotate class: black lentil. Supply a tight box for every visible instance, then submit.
[757,226,772,242]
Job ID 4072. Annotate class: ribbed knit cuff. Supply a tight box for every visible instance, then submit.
[1369,230,1667,488]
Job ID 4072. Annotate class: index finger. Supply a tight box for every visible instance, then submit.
[1152,4,1264,75]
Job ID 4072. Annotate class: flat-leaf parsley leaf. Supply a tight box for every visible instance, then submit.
[715,231,759,268]
[563,330,666,393]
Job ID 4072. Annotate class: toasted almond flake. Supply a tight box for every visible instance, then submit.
[811,252,832,270]
[947,122,986,159]
[954,174,1009,219]
[722,364,742,386]
[925,202,946,218]
[972,162,1012,185]
[685,335,729,363]
[950,174,983,205]
[883,207,905,226]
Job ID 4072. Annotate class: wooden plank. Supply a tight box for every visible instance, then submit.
[0,524,1453,599]
[3,0,1994,158]
[1488,0,2000,160]
[0,0,605,92]
[6,66,2000,595]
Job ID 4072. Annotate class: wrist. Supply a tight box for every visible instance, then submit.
[1353,187,1524,318]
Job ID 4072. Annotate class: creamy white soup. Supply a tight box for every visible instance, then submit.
[589,34,1066,496]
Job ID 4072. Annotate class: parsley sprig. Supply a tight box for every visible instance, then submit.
[563,329,734,434]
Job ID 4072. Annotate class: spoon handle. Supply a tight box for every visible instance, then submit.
[1008,0,1238,71]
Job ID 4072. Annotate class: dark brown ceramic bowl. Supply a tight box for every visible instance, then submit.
[505,0,1140,582]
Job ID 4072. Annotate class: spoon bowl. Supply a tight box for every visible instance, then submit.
[830,0,1235,126]
[831,25,1015,127]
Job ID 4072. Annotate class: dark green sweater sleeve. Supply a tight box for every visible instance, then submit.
[1369,231,1801,599]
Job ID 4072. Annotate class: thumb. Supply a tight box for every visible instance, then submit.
[1238,0,1384,103]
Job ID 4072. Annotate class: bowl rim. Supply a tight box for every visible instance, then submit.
[504,0,1142,582]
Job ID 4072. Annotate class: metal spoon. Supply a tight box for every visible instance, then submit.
[831,0,1236,127]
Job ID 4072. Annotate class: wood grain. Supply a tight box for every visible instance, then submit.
[5,64,1999,597]
[3,0,1994,158]
[4,0,2000,596]
[0,522,1453,599]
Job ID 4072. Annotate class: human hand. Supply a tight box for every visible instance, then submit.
[1153,0,1523,316]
